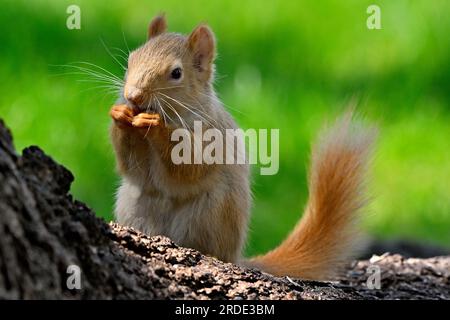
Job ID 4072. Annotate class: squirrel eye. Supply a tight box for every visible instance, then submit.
[171,67,182,80]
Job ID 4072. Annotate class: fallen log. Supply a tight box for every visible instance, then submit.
[0,119,448,300]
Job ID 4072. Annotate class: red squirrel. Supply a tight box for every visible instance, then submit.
[109,15,376,280]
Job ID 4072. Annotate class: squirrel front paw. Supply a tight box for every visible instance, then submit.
[132,113,160,128]
[110,105,162,135]
[132,113,162,136]
[110,104,134,128]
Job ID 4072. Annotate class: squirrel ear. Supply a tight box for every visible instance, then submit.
[148,14,167,39]
[187,24,216,74]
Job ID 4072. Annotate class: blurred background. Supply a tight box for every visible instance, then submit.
[0,0,448,256]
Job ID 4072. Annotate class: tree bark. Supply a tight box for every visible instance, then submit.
[0,119,448,300]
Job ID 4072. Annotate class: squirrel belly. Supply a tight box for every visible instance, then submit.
[248,114,376,280]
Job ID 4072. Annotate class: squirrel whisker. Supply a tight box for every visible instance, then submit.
[111,47,129,63]
[155,95,175,126]
[71,61,124,83]
[58,64,124,89]
[100,38,127,71]
[158,95,191,134]
[157,92,218,130]
[121,29,131,55]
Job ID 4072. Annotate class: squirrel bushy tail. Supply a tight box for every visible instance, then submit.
[248,114,377,280]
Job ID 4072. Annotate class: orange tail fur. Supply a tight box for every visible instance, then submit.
[249,114,377,280]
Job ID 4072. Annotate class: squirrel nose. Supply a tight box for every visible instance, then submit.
[125,86,144,106]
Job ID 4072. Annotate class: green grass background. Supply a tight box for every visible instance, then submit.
[0,0,448,255]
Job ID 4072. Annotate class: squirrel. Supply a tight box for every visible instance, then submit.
[109,15,376,280]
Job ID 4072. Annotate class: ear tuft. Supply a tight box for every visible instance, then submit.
[187,24,216,74]
[148,14,167,39]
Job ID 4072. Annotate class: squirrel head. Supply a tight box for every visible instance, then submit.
[123,15,218,128]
